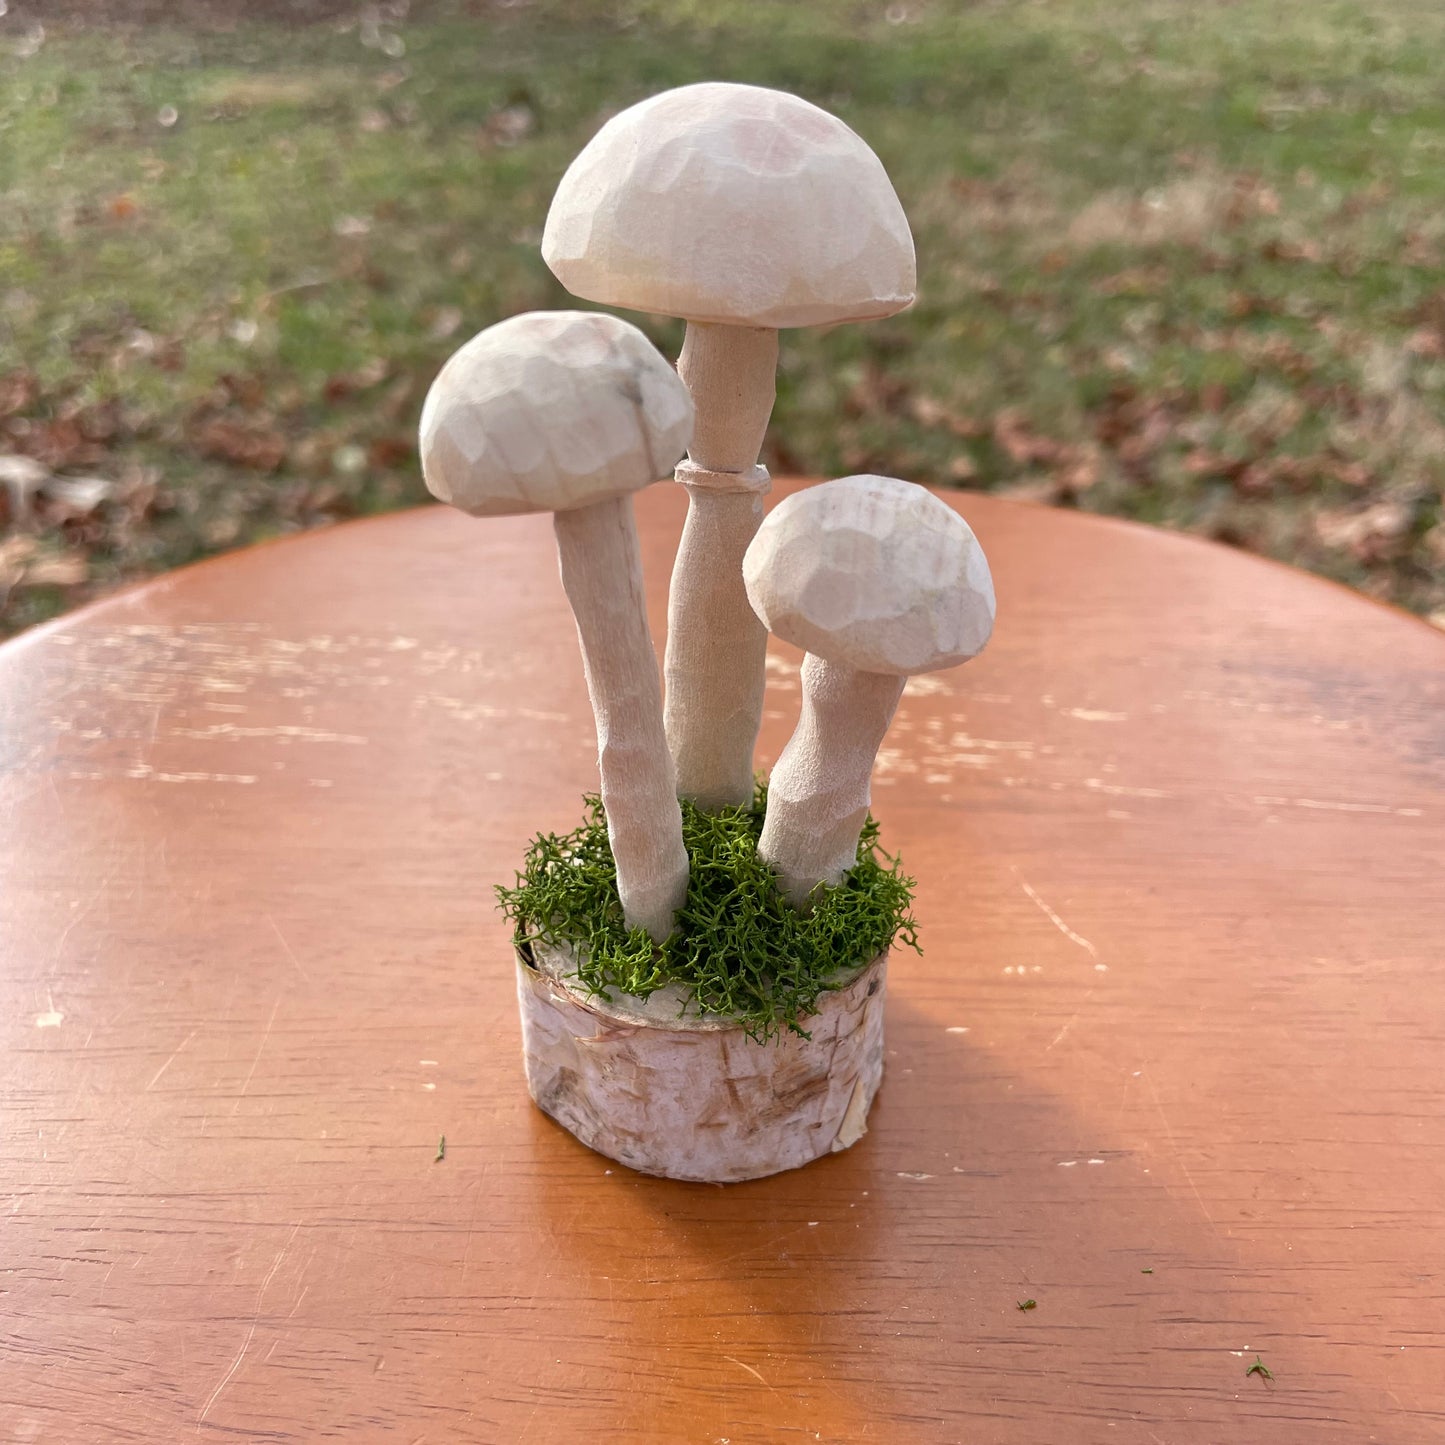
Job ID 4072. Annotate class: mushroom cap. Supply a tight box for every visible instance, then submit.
[542,82,916,330]
[743,475,995,676]
[419,310,693,518]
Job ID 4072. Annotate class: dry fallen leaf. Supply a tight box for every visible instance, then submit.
[481,102,536,149]
[0,535,38,586]
[323,357,390,403]
[995,477,1063,505]
[367,435,414,469]
[910,394,983,438]
[994,409,1062,466]
[194,420,288,472]
[0,371,40,417]
[1315,500,1415,560]
[22,552,89,587]
[427,306,464,341]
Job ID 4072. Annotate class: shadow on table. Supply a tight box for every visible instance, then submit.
[520,991,1247,1442]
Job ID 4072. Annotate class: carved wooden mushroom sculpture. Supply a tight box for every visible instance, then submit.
[744,475,996,909]
[542,82,916,810]
[419,310,693,941]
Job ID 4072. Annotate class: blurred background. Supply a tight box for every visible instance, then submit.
[1,0,1442,637]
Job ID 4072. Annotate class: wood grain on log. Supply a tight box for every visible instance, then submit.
[518,943,887,1183]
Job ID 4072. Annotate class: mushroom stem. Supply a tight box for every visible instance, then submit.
[758,654,905,909]
[664,322,779,810]
[554,496,689,942]
[678,322,778,469]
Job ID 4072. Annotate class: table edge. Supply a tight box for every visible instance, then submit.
[4,489,1442,664]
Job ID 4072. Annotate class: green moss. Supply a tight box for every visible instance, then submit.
[497,781,918,1043]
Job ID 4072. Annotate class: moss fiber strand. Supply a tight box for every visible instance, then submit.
[498,781,918,1043]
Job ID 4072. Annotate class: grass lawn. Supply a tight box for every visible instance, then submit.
[2,0,1443,635]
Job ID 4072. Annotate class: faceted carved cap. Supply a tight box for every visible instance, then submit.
[419,310,693,518]
[743,475,996,676]
[542,82,916,330]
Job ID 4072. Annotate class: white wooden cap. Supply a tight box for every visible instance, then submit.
[419,310,694,518]
[542,83,916,330]
[743,475,995,675]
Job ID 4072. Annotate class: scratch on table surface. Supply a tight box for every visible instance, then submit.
[196,1321,258,1426]
[1083,778,1171,800]
[1013,871,1106,1051]
[231,996,282,1114]
[459,1171,491,1290]
[124,763,259,785]
[417,694,569,725]
[721,1356,772,1389]
[639,1225,816,1284]
[35,988,64,1029]
[35,886,102,1023]
[197,1222,301,1426]
[1254,794,1423,818]
[1141,1067,1221,1238]
[1014,871,1103,966]
[1062,707,1128,722]
[902,673,950,697]
[145,1029,198,1091]
[53,885,104,962]
[949,730,1036,754]
[266,915,311,983]
[170,724,368,745]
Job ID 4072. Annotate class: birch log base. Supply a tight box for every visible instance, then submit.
[4,481,1445,1443]
[517,944,887,1183]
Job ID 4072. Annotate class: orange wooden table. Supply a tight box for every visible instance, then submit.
[2,481,1442,1444]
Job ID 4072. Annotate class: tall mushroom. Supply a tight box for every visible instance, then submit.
[542,82,916,811]
[743,475,996,909]
[419,310,694,942]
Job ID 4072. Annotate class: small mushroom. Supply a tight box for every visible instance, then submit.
[542,82,915,811]
[419,311,694,941]
[743,475,995,909]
